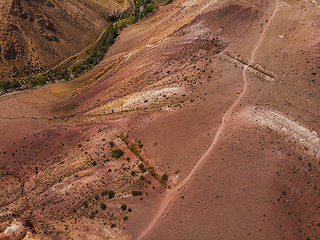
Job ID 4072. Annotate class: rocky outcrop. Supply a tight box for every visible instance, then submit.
[0,23,25,60]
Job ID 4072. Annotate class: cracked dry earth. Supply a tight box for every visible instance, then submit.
[1,0,320,239]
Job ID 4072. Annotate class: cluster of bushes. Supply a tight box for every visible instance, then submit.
[132,190,142,196]
[72,24,119,78]
[0,68,71,94]
[101,189,115,199]
[89,210,98,219]
[0,80,20,92]
[140,0,155,19]
[10,62,44,79]
[138,163,147,173]
[112,149,124,158]
[133,0,155,21]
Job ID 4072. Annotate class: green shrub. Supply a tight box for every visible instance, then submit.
[111,223,116,229]
[123,216,128,221]
[82,201,88,208]
[112,149,124,158]
[101,190,108,197]
[128,208,132,212]
[108,190,115,199]
[100,203,106,210]
[121,204,127,211]
[138,163,147,173]
[11,79,21,89]
[101,189,115,199]
[161,173,168,182]
[148,166,156,176]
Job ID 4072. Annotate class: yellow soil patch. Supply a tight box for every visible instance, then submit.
[86,86,186,115]
[72,57,124,96]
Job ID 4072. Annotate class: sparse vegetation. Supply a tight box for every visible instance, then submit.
[82,201,88,208]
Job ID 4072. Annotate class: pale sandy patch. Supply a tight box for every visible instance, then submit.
[85,86,187,115]
[2,219,25,236]
[242,106,320,158]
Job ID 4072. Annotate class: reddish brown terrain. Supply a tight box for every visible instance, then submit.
[0,0,130,79]
[1,0,320,239]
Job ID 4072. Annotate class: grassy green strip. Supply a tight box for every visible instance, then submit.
[119,135,170,188]
[226,53,275,79]
[1,0,156,95]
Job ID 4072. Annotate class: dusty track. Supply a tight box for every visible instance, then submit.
[137,0,279,239]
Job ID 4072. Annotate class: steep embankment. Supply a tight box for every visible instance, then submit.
[0,0,125,79]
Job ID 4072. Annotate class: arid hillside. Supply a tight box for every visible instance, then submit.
[0,0,320,239]
[0,0,130,80]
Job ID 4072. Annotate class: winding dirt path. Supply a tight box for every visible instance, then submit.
[136,0,279,239]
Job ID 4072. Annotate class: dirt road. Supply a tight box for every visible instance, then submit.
[136,0,279,239]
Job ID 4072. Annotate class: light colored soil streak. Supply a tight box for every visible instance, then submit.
[137,1,279,239]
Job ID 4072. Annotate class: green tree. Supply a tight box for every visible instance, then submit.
[100,203,106,210]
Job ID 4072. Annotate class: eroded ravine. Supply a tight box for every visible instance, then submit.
[137,1,279,239]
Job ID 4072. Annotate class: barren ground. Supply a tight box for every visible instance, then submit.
[1,0,320,239]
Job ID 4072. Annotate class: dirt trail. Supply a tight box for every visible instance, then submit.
[137,1,279,239]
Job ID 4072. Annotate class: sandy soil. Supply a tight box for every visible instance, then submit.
[0,0,320,239]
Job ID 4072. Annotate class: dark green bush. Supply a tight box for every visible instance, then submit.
[108,190,115,199]
[100,203,106,210]
[161,173,168,182]
[89,212,95,219]
[138,163,147,173]
[148,166,156,176]
[101,190,108,197]
[82,201,88,208]
[112,149,124,158]
[121,204,127,211]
